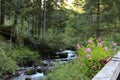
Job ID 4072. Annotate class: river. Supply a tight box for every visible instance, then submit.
[9,72,44,80]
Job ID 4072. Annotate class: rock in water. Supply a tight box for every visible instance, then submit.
[25,77,31,80]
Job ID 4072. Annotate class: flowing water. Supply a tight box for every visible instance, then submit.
[9,50,75,80]
[9,72,44,80]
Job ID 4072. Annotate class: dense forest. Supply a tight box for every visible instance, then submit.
[0,0,120,80]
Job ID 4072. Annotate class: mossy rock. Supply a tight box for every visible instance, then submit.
[26,68,36,75]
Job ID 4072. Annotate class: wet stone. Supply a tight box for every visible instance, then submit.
[25,77,31,80]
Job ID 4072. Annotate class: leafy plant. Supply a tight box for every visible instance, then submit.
[0,48,18,76]
[41,37,117,80]
[0,34,11,51]
[8,46,39,66]
[44,27,81,51]
[77,37,116,78]
[42,60,90,80]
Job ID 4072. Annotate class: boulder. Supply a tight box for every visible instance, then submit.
[25,68,36,75]
[25,77,31,80]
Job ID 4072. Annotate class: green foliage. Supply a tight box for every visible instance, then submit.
[0,35,10,51]
[41,38,117,80]
[63,26,81,47]
[2,0,120,43]
[45,27,81,50]
[8,46,39,66]
[0,48,18,76]
[42,61,90,80]
[77,38,115,78]
[113,34,120,45]
[76,0,120,37]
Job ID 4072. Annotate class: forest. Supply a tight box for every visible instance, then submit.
[0,0,120,80]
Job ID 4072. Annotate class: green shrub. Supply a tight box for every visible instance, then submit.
[113,34,120,45]
[76,37,116,78]
[0,48,18,76]
[8,47,39,66]
[0,34,11,51]
[42,37,116,80]
[44,28,81,50]
[42,60,90,80]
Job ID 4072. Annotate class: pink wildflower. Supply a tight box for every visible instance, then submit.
[104,47,108,51]
[113,42,117,46]
[86,53,91,58]
[85,48,91,53]
[88,39,92,44]
[77,43,80,49]
[97,42,103,46]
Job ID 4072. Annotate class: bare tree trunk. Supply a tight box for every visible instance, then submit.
[43,0,46,38]
[89,12,93,36]
[34,13,36,38]
[21,17,24,34]
[28,16,30,37]
[32,14,34,37]
[38,0,42,39]
[96,0,100,37]
[37,14,40,39]
[10,13,18,48]
[10,28,13,48]
[0,0,5,25]
[35,14,38,38]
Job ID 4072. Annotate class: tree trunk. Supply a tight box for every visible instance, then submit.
[28,16,30,37]
[0,0,5,25]
[10,12,18,47]
[89,12,93,36]
[96,0,100,37]
[35,14,38,38]
[21,17,24,34]
[34,13,36,38]
[32,13,34,37]
[43,0,46,38]
[38,0,42,39]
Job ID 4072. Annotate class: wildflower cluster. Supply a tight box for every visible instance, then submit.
[76,37,117,78]
[77,38,117,60]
